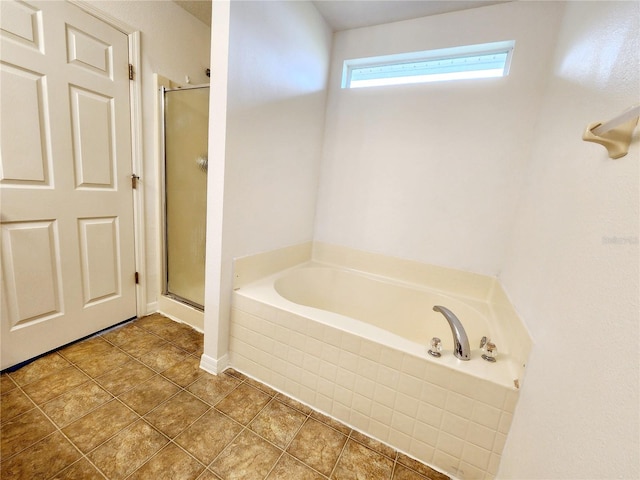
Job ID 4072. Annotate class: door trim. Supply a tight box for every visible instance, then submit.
[69,1,147,318]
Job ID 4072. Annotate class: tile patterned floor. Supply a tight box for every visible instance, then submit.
[1,313,449,480]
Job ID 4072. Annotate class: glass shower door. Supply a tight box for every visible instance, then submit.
[163,86,209,309]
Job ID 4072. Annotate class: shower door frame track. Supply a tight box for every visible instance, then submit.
[159,84,210,312]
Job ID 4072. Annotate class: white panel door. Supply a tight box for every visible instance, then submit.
[0,0,136,369]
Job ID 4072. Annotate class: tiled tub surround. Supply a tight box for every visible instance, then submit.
[229,243,530,480]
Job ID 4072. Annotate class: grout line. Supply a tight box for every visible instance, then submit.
[116,365,213,479]
[3,317,205,480]
[328,429,351,479]
[8,378,113,479]
[390,456,399,480]
[256,396,314,479]
[2,381,69,462]
[262,446,287,479]
[193,375,269,471]
[86,401,138,449]
[5,314,448,480]
[204,423,247,473]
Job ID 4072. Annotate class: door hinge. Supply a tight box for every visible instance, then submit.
[129,64,134,80]
[135,272,139,284]
[131,174,139,189]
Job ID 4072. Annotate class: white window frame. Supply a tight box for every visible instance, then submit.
[342,40,515,89]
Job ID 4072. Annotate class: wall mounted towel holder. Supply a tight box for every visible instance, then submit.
[582,104,639,159]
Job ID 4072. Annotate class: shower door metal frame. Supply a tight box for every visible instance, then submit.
[159,84,210,311]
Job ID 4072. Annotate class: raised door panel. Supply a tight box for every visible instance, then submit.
[70,86,115,189]
[78,217,120,306]
[0,0,43,52]
[0,62,52,186]
[66,24,112,78]
[0,220,63,327]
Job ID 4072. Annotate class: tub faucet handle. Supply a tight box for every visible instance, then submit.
[428,337,442,358]
[480,336,488,349]
[482,342,497,363]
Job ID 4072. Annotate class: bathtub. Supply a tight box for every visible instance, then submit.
[230,252,526,480]
[274,265,513,380]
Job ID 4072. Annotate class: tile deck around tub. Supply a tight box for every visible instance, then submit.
[0,313,449,480]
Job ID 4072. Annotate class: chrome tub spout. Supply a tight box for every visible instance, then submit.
[432,306,471,361]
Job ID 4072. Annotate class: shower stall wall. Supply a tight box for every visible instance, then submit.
[161,85,210,310]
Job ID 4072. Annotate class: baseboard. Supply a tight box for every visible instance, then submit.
[157,296,204,331]
[200,353,229,375]
[145,301,158,316]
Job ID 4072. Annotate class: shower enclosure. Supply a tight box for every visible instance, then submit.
[161,85,209,310]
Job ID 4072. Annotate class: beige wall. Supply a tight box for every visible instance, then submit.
[499,1,639,478]
[209,1,639,476]
[203,1,332,364]
[314,1,563,276]
[87,2,639,476]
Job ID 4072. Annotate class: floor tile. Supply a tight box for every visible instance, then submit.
[119,374,180,415]
[249,398,307,448]
[22,365,90,405]
[223,368,248,381]
[396,453,449,480]
[101,323,151,347]
[139,342,190,373]
[128,443,205,480]
[332,439,394,479]
[175,409,243,465]
[197,470,224,480]
[145,390,209,438]
[392,463,441,480]
[275,392,314,415]
[245,376,278,396]
[59,337,114,364]
[266,453,327,480]
[350,430,397,459]
[215,383,271,425]
[1,373,17,393]
[94,359,156,396]
[0,313,449,480]
[171,328,205,354]
[0,408,56,458]
[134,312,169,328]
[136,314,191,340]
[160,319,197,339]
[8,353,70,386]
[1,388,34,424]
[87,419,168,480]
[0,431,80,480]
[287,418,348,477]
[187,373,241,406]
[41,381,112,427]
[210,429,282,480]
[62,399,138,453]
[54,458,107,479]
[74,347,132,378]
[311,410,352,436]
[117,331,168,359]
[162,355,207,387]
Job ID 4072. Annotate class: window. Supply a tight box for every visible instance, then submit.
[342,40,515,89]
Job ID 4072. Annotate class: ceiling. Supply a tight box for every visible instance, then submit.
[312,1,508,31]
[174,1,213,26]
[174,0,509,31]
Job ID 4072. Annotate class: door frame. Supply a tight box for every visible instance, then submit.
[69,1,147,318]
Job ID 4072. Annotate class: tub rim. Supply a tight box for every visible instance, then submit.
[234,261,521,390]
